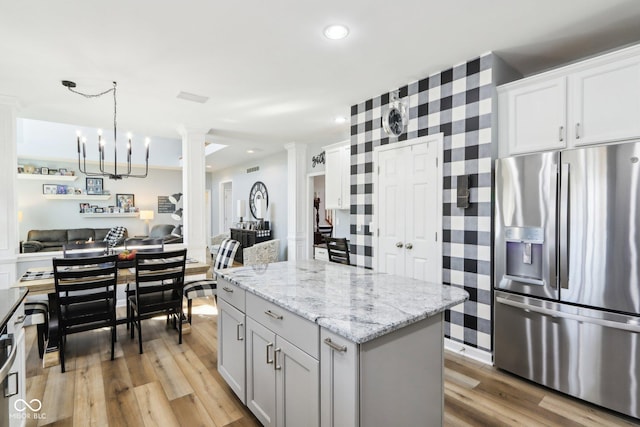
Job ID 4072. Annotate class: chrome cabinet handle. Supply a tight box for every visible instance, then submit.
[324,338,347,352]
[222,286,234,293]
[559,126,564,142]
[405,243,413,250]
[274,348,282,370]
[575,123,581,139]
[264,310,283,320]
[266,342,274,364]
[236,323,244,341]
[396,242,403,248]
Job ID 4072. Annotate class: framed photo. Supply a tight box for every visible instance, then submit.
[56,185,67,194]
[86,177,103,195]
[116,193,135,210]
[43,184,57,194]
[79,203,90,213]
[41,167,49,175]
[95,207,104,213]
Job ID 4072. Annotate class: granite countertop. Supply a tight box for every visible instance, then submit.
[217,260,468,343]
[0,287,29,330]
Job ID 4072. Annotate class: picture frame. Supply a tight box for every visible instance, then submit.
[86,177,103,195]
[79,203,90,213]
[43,184,57,194]
[41,167,49,175]
[116,193,135,210]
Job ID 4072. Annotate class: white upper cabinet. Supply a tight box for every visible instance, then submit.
[569,55,640,146]
[324,141,350,210]
[499,44,640,156]
[499,77,567,156]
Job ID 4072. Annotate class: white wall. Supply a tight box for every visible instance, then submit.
[210,150,288,260]
[18,158,183,240]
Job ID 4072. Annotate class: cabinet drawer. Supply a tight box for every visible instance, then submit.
[314,247,328,262]
[218,278,246,312]
[246,293,319,359]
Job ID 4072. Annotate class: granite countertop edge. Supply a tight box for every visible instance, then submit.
[217,262,469,344]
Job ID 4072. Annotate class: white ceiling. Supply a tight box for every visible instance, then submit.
[2,0,640,171]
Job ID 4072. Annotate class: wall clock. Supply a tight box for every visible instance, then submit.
[382,101,407,137]
[249,181,269,219]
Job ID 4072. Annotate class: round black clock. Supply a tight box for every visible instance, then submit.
[249,181,269,219]
[382,103,407,137]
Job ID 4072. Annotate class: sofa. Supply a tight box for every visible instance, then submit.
[147,224,183,244]
[22,227,128,253]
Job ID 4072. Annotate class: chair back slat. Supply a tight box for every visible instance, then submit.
[326,237,351,265]
[125,238,165,253]
[134,249,187,296]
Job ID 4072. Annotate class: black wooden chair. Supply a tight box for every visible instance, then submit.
[52,254,118,372]
[326,237,351,265]
[62,241,108,258]
[123,238,165,330]
[128,249,187,354]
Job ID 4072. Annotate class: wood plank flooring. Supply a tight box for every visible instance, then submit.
[23,299,639,426]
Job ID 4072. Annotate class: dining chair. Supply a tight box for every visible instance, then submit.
[123,238,165,330]
[325,237,351,265]
[128,249,187,354]
[62,241,108,258]
[52,254,118,372]
[183,238,240,324]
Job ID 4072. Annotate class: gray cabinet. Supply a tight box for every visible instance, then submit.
[217,281,246,403]
[320,329,358,427]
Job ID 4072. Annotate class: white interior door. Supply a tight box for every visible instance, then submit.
[223,184,232,232]
[377,146,408,276]
[405,142,439,281]
[375,135,442,282]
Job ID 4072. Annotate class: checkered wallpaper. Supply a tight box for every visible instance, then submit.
[349,53,496,352]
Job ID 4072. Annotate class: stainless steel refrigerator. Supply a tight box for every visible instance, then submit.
[494,141,640,419]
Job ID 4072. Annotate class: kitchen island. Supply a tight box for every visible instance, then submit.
[216,260,468,427]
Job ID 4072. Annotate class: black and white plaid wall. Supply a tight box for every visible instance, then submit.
[349,53,496,352]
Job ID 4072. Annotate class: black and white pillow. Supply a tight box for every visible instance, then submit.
[214,238,240,271]
[103,226,126,247]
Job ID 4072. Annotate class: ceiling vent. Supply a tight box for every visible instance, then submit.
[247,166,260,174]
[177,91,209,104]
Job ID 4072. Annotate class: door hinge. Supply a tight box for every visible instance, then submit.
[435,157,438,167]
[377,165,380,174]
[377,228,379,237]
[435,231,438,242]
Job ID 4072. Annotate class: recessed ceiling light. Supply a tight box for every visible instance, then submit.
[324,24,349,40]
[247,149,255,154]
[334,116,347,124]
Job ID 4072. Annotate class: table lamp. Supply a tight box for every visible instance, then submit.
[139,210,154,235]
[237,200,246,223]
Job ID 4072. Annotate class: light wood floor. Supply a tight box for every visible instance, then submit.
[23,299,639,427]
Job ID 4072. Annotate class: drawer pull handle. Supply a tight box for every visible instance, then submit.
[266,342,274,364]
[324,338,347,352]
[265,310,283,320]
[236,323,244,341]
[222,287,234,293]
[274,347,282,370]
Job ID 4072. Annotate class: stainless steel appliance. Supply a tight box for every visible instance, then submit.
[494,141,640,419]
[0,325,18,427]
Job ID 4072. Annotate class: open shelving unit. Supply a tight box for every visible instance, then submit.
[42,194,112,201]
[80,212,139,218]
[18,174,78,182]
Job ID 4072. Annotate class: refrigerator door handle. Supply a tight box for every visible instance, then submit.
[559,163,570,289]
[496,296,640,333]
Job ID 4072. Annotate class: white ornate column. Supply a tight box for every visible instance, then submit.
[285,142,308,261]
[178,127,208,263]
[0,97,19,288]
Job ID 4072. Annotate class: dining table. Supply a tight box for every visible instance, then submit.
[12,259,211,367]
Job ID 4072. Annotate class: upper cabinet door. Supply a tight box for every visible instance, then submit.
[569,55,640,146]
[500,76,567,156]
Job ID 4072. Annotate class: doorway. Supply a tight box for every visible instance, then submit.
[373,134,443,282]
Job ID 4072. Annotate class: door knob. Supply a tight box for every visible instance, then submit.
[396,242,403,248]
[405,243,413,250]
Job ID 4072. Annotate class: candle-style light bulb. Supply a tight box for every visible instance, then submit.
[76,130,81,153]
[82,137,87,158]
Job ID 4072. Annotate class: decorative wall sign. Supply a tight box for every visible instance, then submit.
[157,196,176,213]
[312,151,325,168]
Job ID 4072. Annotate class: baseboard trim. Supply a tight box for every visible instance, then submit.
[444,338,494,366]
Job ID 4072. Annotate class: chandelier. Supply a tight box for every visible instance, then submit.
[62,80,149,180]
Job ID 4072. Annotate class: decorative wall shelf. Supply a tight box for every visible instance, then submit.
[80,213,139,218]
[43,194,111,201]
[18,174,78,182]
